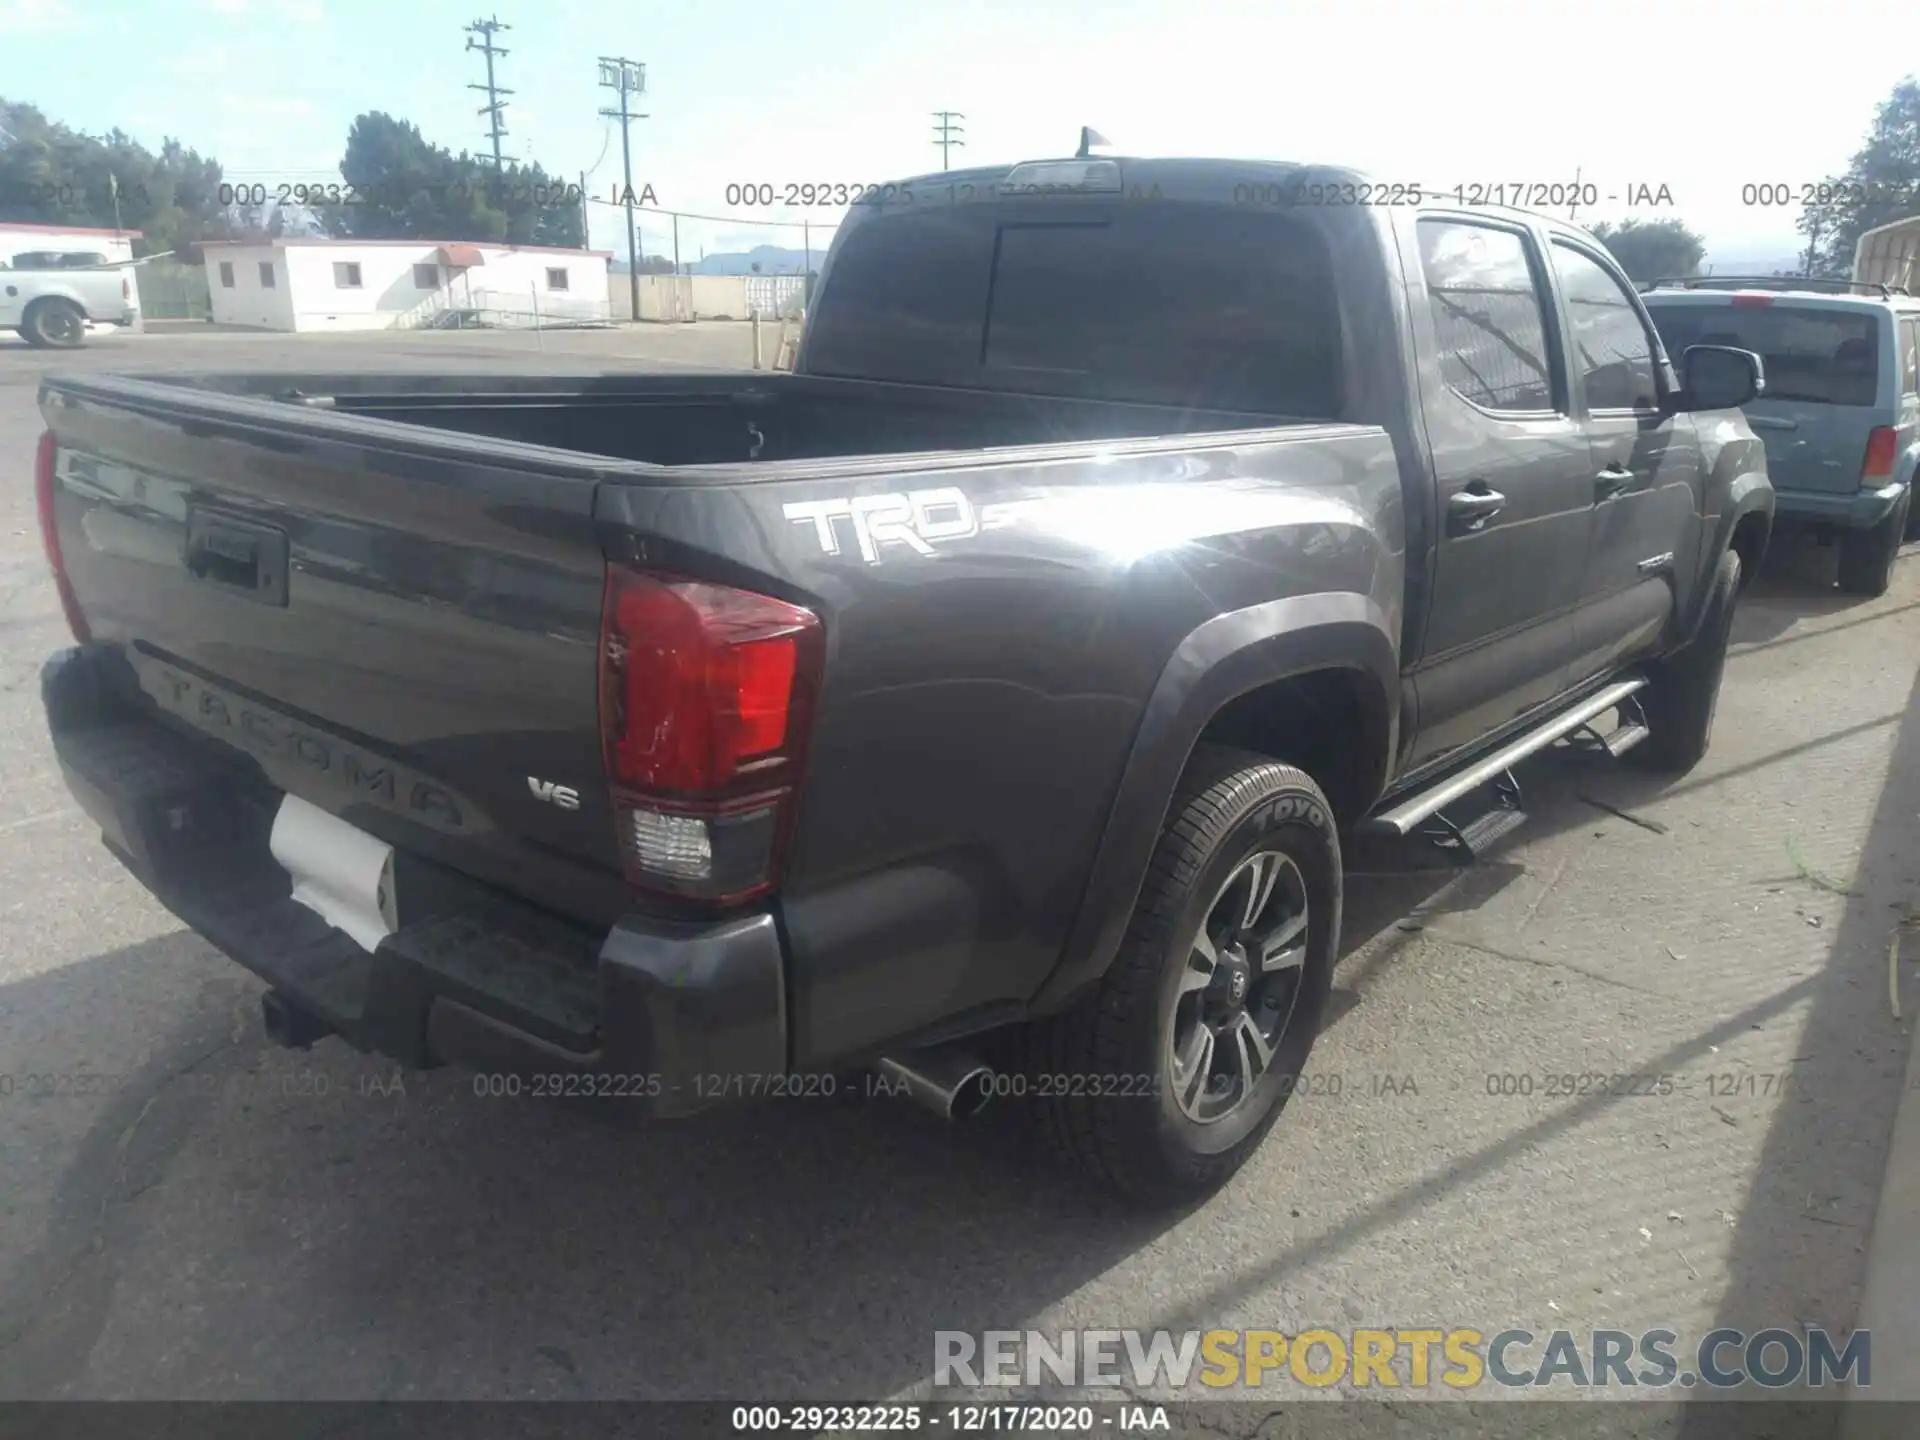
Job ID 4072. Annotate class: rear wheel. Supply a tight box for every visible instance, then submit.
[1838,489,1910,597]
[1025,747,1340,1206]
[1629,548,1740,776]
[21,299,85,350]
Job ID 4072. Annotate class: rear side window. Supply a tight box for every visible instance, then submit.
[1644,304,1881,407]
[1417,220,1556,413]
[1549,242,1660,410]
[982,209,1343,416]
[806,203,1344,416]
[1903,317,1920,396]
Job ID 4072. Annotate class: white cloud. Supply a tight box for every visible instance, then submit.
[217,94,315,123]
[205,0,247,13]
[166,45,231,76]
[0,0,73,35]
[277,0,322,20]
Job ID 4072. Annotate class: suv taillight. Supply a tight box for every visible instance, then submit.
[34,431,90,644]
[598,566,823,904]
[1863,425,1899,483]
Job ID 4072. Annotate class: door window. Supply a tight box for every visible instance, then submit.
[1550,243,1660,411]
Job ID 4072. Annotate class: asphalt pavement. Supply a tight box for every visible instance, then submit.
[0,325,1916,1430]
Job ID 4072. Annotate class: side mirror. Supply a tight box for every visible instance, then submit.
[1680,345,1765,411]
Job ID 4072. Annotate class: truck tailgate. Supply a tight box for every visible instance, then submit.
[40,376,630,929]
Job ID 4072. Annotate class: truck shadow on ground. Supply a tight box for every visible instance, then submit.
[1,549,1911,1410]
[1733,527,1920,646]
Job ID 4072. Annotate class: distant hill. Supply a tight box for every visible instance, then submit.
[690,245,818,276]
[612,245,820,277]
[1700,255,1807,280]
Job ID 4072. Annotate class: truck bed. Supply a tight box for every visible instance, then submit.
[39,367,1341,936]
[145,369,1314,469]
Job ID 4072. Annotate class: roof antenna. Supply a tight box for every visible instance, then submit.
[1076,126,1110,159]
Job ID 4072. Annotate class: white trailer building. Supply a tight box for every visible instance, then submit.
[200,238,612,332]
[1853,216,1920,293]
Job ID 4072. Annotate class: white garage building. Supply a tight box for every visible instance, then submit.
[200,238,613,332]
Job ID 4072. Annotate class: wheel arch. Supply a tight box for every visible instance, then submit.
[1688,472,1773,634]
[1030,593,1398,1014]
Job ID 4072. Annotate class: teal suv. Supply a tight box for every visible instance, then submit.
[1642,277,1917,596]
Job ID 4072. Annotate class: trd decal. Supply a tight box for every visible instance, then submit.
[782,487,979,564]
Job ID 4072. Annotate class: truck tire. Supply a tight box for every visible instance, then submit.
[1629,548,1740,776]
[21,299,86,350]
[1838,488,1909,597]
[1025,747,1340,1206]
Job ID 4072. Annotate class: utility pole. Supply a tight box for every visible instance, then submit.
[465,17,513,169]
[1568,165,1582,222]
[598,56,647,323]
[933,111,965,171]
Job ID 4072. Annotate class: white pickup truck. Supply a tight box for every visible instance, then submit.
[0,256,141,348]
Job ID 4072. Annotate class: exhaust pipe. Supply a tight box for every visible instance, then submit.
[877,1045,996,1120]
[260,990,332,1051]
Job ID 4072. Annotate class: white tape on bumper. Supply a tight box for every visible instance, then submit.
[268,793,398,954]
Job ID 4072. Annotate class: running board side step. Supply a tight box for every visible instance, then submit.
[1361,676,1650,838]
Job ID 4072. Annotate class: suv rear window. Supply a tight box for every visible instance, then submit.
[1644,303,1881,407]
[806,203,1345,417]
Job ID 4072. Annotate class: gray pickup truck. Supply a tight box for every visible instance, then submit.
[34,157,1774,1205]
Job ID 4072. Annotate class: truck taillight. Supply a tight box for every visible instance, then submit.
[1863,425,1898,482]
[598,566,822,904]
[34,431,90,644]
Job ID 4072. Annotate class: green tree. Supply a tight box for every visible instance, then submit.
[1589,218,1707,284]
[1797,78,1920,277]
[330,111,583,247]
[0,97,225,255]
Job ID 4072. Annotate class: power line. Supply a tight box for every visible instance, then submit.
[584,198,833,229]
[932,111,964,171]
[598,56,648,317]
[465,17,513,169]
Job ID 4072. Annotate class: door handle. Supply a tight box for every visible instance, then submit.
[1446,483,1507,535]
[1594,464,1635,500]
[184,510,289,607]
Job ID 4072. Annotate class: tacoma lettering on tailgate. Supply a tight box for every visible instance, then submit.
[128,650,481,835]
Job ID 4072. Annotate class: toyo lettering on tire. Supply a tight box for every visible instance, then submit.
[1022,744,1341,1206]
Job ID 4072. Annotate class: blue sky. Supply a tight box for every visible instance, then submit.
[1,0,1910,267]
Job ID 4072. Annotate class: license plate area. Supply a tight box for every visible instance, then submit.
[269,793,398,954]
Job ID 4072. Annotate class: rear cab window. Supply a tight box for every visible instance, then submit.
[1642,299,1883,407]
[805,197,1347,418]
